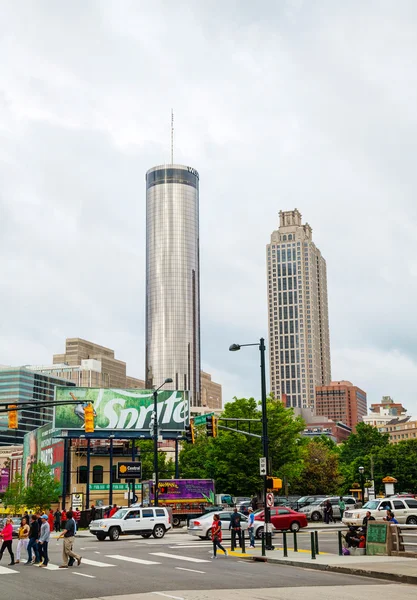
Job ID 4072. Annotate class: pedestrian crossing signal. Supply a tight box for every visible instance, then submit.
[84,403,95,433]
[266,477,282,491]
[8,405,18,429]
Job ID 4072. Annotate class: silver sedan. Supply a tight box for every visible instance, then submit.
[188,510,267,540]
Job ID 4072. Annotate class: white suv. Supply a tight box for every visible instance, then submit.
[89,506,172,541]
[343,497,417,526]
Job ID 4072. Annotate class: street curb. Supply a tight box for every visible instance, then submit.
[239,555,417,586]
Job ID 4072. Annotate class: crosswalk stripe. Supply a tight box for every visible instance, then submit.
[80,558,116,568]
[106,554,161,565]
[43,564,62,571]
[0,566,18,575]
[150,552,210,563]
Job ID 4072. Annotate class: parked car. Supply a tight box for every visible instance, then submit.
[299,496,356,521]
[343,497,417,526]
[254,507,308,532]
[188,510,267,540]
[294,495,326,511]
[89,506,172,541]
[0,517,21,538]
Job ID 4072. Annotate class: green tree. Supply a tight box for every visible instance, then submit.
[135,440,175,481]
[24,462,61,512]
[179,396,305,497]
[3,474,25,515]
[291,438,342,495]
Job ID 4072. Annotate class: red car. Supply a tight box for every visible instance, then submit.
[254,507,308,532]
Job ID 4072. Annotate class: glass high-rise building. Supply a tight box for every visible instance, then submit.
[0,366,75,446]
[145,164,201,406]
[267,209,331,410]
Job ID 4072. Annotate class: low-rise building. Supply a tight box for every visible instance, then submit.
[378,416,417,444]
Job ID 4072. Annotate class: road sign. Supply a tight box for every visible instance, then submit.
[71,493,84,509]
[117,461,142,480]
[266,493,274,508]
[259,457,267,476]
[193,412,214,426]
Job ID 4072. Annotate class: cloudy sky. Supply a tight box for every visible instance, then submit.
[1,1,417,414]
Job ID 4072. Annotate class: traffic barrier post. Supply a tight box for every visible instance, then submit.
[293,530,298,552]
[314,530,319,555]
[283,531,288,557]
[310,531,316,559]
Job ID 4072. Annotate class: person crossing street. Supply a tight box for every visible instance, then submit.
[211,514,227,559]
[38,514,50,568]
[58,510,82,568]
[0,517,15,565]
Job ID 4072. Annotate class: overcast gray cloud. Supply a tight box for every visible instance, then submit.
[1,0,417,413]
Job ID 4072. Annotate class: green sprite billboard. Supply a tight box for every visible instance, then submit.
[54,387,189,432]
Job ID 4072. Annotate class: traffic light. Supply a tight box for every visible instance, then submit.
[84,403,95,433]
[8,405,18,429]
[185,421,195,444]
[266,477,282,491]
[206,415,217,437]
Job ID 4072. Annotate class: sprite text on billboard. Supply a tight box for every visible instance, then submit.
[54,388,189,431]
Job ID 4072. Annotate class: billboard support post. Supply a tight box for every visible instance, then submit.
[175,439,179,479]
[131,439,136,504]
[62,438,69,511]
[109,437,114,506]
[153,379,173,507]
[86,438,91,510]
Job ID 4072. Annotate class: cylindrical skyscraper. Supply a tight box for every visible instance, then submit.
[145,164,201,406]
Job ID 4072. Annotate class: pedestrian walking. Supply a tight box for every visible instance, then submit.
[338,497,346,521]
[323,500,331,524]
[0,517,15,565]
[229,507,242,547]
[211,514,227,559]
[54,508,61,532]
[38,514,50,568]
[89,504,97,523]
[16,517,30,564]
[109,504,118,517]
[61,509,67,531]
[26,514,40,565]
[247,507,255,548]
[48,509,54,532]
[58,510,82,568]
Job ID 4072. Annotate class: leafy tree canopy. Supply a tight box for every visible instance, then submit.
[24,462,61,512]
[179,396,305,497]
[3,474,25,515]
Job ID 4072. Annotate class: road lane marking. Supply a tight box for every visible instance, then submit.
[106,554,161,565]
[80,558,116,567]
[153,594,184,600]
[73,572,96,579]
[43,564,62,570]
[94,551,101,554]
[0,566,18,575]
[169,544,211,548]
[151,552,210,563]
[175,567,206,574]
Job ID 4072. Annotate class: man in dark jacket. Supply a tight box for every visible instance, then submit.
[26,514,40,565]
[229,508,242,548]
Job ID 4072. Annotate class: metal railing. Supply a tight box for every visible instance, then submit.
[390,523,417,556]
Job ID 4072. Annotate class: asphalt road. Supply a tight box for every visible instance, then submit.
[0,531,396,600]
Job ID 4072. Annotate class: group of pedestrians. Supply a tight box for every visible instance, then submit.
[0,508,82,569]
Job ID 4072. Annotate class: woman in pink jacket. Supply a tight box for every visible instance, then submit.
[0,518,15,565]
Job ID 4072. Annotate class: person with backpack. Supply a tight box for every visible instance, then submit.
[211,514,227,559]
[229,507,242,547]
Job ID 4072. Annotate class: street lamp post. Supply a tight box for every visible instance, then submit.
[153,378,173,507]
[359,466,365,506]
[229,337,274,552]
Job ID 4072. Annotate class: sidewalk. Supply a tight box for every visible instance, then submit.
[228,545,417,585]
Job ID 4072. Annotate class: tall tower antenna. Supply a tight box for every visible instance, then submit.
[171,109,174,164]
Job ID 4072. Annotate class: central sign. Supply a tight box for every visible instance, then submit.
[54,387,189,432]
[117,461,142,480]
